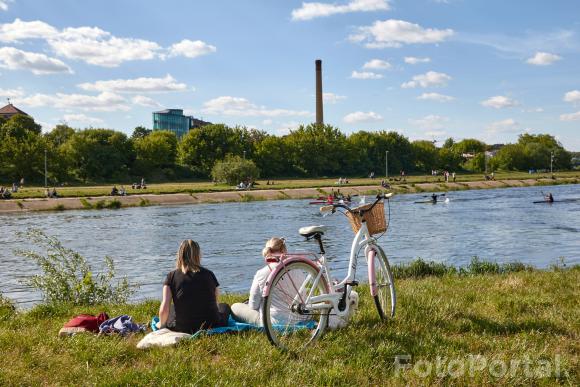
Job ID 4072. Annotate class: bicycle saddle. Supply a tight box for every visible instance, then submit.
[299,225,327,238]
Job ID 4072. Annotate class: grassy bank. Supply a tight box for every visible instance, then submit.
[1,265,578,385]
[5,171,580,200]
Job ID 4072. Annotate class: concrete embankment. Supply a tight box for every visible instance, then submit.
[0,177,576,213]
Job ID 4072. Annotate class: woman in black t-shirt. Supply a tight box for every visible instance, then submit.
[159,240,231,334]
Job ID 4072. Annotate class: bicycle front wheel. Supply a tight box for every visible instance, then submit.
[371,246,396,319]
[262,261,330,352]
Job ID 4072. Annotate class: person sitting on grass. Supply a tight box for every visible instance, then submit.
[231,237,287,325]
[158,240,231,334]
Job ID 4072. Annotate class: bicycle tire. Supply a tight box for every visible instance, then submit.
[370,245,396,320]
[262,260,330,352]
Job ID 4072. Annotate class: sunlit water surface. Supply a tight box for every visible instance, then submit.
[1,184,578,306]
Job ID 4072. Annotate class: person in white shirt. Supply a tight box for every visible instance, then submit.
[231,237,359,329]
[231,237,287,325]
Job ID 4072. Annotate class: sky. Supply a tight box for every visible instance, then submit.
[0,0,579,150]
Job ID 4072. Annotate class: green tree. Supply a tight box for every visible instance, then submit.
[0,131,45,182]
[451,138,487,155]
[254,135,290,177]
[0,115,45,182]
[0,114,42,139]
[133,130,177,169]
[46,124,75,147]
[211,155,260,185]
[411,140,439,172]
[517,133,571,170]
[131,126,152,139]
[284,124,347,176]
[63,129,134,181]
[437,147,462,171]
[178,124,249,176]
[492,144,527,171]
[442,137,455,149]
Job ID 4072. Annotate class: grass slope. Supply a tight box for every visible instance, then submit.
[1,267,578,385]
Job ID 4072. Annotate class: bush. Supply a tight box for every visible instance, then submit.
[0,291,16,321]
[211,155,260,185]
[16,229,135,306]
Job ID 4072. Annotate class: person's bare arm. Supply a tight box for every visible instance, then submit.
[215,287,220,303]
[158,285,172,328]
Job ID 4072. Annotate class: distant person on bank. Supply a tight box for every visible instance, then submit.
[158,240,231,334]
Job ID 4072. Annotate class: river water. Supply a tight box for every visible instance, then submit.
[1,184,579,307]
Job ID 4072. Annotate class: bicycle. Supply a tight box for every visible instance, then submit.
[261,193,396,352]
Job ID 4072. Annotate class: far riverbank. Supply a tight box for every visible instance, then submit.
[0,176,577,213]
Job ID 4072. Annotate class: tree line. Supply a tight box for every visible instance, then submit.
[0,113,573,184]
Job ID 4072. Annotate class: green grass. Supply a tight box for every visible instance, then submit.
[0,266,578,385]
[5,171,580,200]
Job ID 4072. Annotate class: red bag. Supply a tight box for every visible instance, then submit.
[63,312,109,333]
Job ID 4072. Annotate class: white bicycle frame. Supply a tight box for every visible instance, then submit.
[292,219,380,318]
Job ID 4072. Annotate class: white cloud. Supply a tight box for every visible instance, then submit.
[16,91,129,111]
[169,39,217,58]
[417,92,454,102]
[362,59,391,70]
[560,111,580,121]
[343,111,383,124]
[0,1,11,11]
[409,114,448,129]
[486,118,519,134]
[563,90,580,104]
[351,70,383,79]
[522,107,544,113]
[0,46,72,74]
[349,19,453,48]
[401,71,451,88]
[404,56,431,64]
[481,95,519,109]
[201,96,311,117]
[526,52,562,66]
[0,19,218,67]
[131,95,161,108]
[291,0,390,21]
[323,92,347,104]
[78,74,188,93]
[459,30,576,57]
[262,119,273,125]
[0,19,59,42]
[62,113,104,125]
[0,87,24,98]
[47,26,162,67]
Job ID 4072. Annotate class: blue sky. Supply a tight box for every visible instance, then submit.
[1,0,579,150]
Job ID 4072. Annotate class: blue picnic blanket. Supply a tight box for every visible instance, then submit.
[150,316,315,338]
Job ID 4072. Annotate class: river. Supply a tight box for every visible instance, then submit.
[1,184,579,307]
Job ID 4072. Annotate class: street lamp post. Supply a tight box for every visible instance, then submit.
[550,151,554,178]
[243,150,246,160]
[385,150,389,179]
[44,149,47,188]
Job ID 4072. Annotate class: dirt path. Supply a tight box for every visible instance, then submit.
[0,178,575,213]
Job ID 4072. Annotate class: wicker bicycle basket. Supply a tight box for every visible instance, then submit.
[346,201,387,235]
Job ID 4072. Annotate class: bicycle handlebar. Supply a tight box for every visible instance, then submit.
[319,192,393,215]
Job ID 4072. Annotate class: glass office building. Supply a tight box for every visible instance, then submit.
[152,109,192,138]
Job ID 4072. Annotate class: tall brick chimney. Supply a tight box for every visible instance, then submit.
[315,59,323,125]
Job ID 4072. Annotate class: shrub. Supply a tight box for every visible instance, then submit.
[211,155,260,185]
[79,198,93,209]
[0,291,16,321]
[16,229,135,306]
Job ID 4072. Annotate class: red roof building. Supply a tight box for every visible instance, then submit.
[0,103,29,120]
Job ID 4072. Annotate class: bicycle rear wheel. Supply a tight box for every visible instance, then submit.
[370,246,396,319]
[262,261,330,352]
